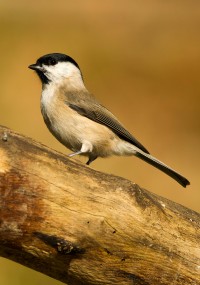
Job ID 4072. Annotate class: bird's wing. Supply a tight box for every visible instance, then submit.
[66,98,149,154]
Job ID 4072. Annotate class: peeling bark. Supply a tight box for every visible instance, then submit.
[0,125,199,285]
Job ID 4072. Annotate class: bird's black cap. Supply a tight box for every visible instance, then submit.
[29,53,81,84]
[35,53,80,69]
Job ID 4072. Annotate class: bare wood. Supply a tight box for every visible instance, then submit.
[0,125,199,285]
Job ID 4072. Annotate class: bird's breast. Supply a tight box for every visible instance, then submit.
[40,88,120,156]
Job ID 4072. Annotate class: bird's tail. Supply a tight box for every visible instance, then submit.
[135,151,190,188]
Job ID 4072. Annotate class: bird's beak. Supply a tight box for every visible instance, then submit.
[28,64,44,72]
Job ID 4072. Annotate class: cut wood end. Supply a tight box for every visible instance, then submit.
[0,148,11,174]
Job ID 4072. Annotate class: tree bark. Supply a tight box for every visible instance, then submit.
[0,125,199,285]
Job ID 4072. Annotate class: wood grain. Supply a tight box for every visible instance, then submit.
[0,125,199,285]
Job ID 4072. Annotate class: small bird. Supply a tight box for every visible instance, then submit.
[29,53,190,187]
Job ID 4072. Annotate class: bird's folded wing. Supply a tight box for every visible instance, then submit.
[66,101,149,154]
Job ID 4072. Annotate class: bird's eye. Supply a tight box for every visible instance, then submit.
[49,58,56,65]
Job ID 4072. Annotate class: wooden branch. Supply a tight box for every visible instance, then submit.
[0,125,199,285]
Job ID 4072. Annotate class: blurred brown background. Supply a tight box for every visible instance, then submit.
[0,0,199,284]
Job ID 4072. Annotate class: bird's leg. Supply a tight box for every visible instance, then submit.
[68,141,93,159]
[68,150,83,157]
[86,155,97,165]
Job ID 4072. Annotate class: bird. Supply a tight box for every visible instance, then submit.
[29,53,190,187]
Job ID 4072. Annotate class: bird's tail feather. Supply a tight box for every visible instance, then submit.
[135,151,190,188]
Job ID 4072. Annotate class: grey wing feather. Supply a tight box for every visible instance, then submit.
[66,99,149,154]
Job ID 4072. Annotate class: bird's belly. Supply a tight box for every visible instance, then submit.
[42,103,118,156]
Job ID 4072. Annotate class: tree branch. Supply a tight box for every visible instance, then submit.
[0,125,199,285]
